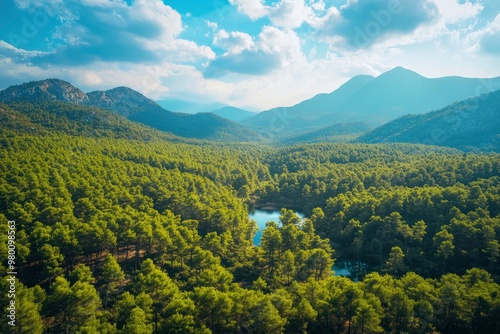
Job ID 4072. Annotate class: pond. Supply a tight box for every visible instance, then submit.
[333,261,369,281]
[249,209,369,280]
[249,209,305,246]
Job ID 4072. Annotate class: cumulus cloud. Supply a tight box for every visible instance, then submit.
[4,0,213,66]
[315,0,439,48]
[214,30,254,55]
[228,0,268,20]
[204,50,281,78]
[205,26,304,78]
[269,0,315,29]
[257,26,305,65]
[230,0,316,29]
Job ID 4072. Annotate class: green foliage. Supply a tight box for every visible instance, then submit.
[1,101,499,333]
[356,90,500,152]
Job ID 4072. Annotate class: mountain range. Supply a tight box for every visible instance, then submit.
[157,99,255,121]
[0,79,258,141]
[1,67,499,151]
[356,90,500,152]
[242,67,500,138]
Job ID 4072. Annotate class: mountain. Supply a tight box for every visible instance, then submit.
[157,99,255,121]
[211,106,255,122]
[355,90,500,152]
[0,78,90,104]
[242,67,500,138]
[157,98,227,114]
[87,86,162,118]
[0,79,259,142]
[281,122,372,145]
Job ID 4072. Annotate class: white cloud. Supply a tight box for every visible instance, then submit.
[3,0,500,112]
[205,26,305,78]
[269,0,315,29]
[9,0,214,66]
[230,0,316,29]
[228,0,269,20]
[205,20,218,30]
[311,0,325,12]
[432,0,483,25]
[214,30,255,54]
[465,14,500,53]
[257,26,305,65]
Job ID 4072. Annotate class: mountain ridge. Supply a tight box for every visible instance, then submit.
[0,79,259,142]
[211,106,255,122]
[355,90,500,152]
[243,67,500,138]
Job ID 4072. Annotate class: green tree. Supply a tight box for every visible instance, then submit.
[352,299,383,334]
[121,307,153,334]
[483,240,499,272]
[15,283,45,334]
[385,246,406,277]
[192,286,233,332]
[280,208,301,227]
[40,244,64,285]
[102,254,125,307]
[260,223,282,275]
[434,228,455,272]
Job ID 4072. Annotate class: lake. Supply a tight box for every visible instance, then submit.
[249,209,304,245]
[250,209,367,280]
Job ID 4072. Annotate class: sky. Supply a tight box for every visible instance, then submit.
[0,0,500,110]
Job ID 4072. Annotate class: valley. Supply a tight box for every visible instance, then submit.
[0,69,499,334]
[2,0,500,332]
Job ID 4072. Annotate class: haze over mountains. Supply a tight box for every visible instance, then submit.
[157,99,255,121]
[243,67,500,137]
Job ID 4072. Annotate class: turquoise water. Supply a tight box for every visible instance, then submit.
[332,263,351,276]
[250,210,367,279]
[250,209,304,245]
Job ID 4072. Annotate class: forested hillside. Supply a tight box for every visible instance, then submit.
[281,122,372,145]
[0,80,258,142]
[1,101,500,333]
[356,90,500,152]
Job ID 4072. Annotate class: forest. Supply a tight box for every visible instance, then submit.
[1,101,500,334]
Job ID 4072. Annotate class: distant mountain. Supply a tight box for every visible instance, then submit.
[356,90,500,152]
[157,99,255,121]
[282,122,372,145]
[242,67,500,138]
[157,98,226,114]
[211,106,255,122]
[0,79,259,142]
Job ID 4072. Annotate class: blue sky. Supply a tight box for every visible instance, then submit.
[0,0,499,110]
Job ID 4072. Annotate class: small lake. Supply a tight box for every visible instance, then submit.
[332,261,369,280]
[249,209,368,280]
[249,209,305,245]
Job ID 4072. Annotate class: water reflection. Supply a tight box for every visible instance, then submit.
[249,209,304,245]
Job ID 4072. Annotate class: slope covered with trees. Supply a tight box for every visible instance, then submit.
[281,122,372,145]
[1,102,500,333]
[0,80,259,142]
[356,90,500,152]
